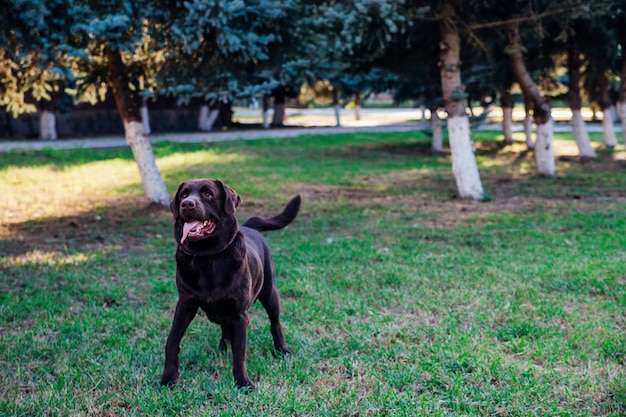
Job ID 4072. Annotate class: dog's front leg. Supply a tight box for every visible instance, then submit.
[160,301,198,386]
[231,313,255,390]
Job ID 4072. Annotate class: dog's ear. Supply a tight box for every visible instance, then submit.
[215,179,241,215]
[170,182,186,218]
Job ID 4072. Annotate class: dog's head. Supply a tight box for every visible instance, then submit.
[171,179,241,253]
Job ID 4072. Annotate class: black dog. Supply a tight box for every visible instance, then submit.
[160,179,300,389]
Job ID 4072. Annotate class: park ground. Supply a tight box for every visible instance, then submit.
[0,125,624,416]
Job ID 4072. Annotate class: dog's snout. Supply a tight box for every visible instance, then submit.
[181,198,196,210]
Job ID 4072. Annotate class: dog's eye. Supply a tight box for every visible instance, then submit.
[203,191,214,199]
[180,192,189,199]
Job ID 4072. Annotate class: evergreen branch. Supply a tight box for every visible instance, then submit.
[469,3,608,31]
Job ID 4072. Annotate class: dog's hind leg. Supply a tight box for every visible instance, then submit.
[218,324,231,353]
[259,287,290,354]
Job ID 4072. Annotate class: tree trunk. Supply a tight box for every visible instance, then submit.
[272,89,286,126]
[501,88,513,144]
[262,94,270,128]
[39,110,57,140]
[105,46,170,206]
[431,108,443,153]
[439,3,483,200]
[216,96,233,129]
[332,88,341,127]
[523,95,535,149]
[141,99,151,135]
[206,108,220,130]
[597,70,617,147]
[354,93,361,121]
[601,110,617,147]
[507,23,554,176]
[567,39,596,159]
[38,97,58,140]
[272,102,285,126]
[417,95,427,127]
[618,28,626,144]
[198,104,209,130]
[198,102,220,131]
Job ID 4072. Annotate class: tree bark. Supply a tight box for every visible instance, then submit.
[332,87,341,127]
[431,108,443,153]
[598,71,618,147]
[501,88,513,144]
[105,46,170,206]
[198,102,219,131]
[272,89,286,126]
[507,23,554,176]
[38,97,58,140]
[523,95,535,149]
[439,3,483,200]
[39,110,57,140]
[354,93,361,121]
[262,94,270,128]
[141,99,151,135]
[618,28,626,144]
[418,97,428,127]
[567,39,596,159]
[198,104,209,130]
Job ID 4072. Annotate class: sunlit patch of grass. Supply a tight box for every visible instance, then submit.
[0,250,94,268]
[0,159,142,227]
[157,148,250,173]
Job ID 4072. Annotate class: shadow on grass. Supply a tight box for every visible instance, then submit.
[0,200,173,258]
[3,132,626,261]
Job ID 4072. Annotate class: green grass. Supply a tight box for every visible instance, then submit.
[1,130,625,416]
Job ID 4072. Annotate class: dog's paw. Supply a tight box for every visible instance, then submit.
[236,378,256,392]
[274,345,290,356]
[160,368,180,387]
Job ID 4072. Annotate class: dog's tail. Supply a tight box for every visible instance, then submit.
[242,195,301,232]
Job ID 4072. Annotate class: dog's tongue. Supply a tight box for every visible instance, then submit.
[181,220,203,244]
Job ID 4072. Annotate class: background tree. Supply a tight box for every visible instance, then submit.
[437,1,484,199]
[507,22,555,176]
[565,20,597,159]
[581,16,620,147]
[0,0,81,140]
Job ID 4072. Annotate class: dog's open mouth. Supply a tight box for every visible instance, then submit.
[181,219,216,244]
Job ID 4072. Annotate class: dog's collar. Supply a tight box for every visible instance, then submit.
[177,231,241,257]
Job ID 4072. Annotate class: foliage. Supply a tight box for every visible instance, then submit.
[1,0,624,114]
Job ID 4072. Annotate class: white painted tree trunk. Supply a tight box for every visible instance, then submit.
[618,101,626,144]
[124,120,170,206]
[431,110,443,153]
[141,100,151,135]
[419,104,427,127]
[609,104,618,123]
[601,108,618,147]
[39,110,57,140]
[334,104,341,127]
[262,110,270,128]
[534,117,556,177]
[198,105,219,131]
[448,116,484,200]
[524,112,534,149]
[571,110,596,159]
[198,105,209,130]
[503,107,513,144]
[205,109,219,130]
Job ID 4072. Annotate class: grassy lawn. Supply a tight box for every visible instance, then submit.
[0,129,624,416]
